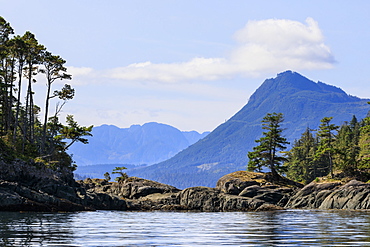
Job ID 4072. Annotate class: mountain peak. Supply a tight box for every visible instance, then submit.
[269,70,320,91]
[247,71,353,108]
[274,71,347,95]
[69,122,209,167]
[276,70,298,78]
[131,71,370,188]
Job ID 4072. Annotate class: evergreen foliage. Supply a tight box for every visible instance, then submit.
[112,166,128,183]
[247,112,289,178]
[0,16,92,171]
[334,115,360,175]
[357,116,370,170]
[284,128,322,184]
[104,172,111,182]
[133,71,369,189]
[286,114,370,184]
[315,117,339,177]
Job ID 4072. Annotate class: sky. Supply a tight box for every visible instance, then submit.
[1,1,370,133]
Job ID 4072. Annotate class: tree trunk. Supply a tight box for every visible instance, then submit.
[42,80,51,153]
[13,66,23,143]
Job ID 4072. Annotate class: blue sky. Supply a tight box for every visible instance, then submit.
[2,1,370,132]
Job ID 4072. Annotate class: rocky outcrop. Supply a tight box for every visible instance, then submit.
[216,171,299,208]
[216,171,261,194]
[116,186,283,212]
[118,171,301,212]
[83,177,180,199]
[179,186,265,211]
[286,180,370,210]
[128,192,183,211]
[3,162,370,212]
[77,172,297,212]
[0,180,89,211]
[78,177,182,211]
[0,160,127,212]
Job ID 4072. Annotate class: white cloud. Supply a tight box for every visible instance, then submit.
[231,17,335,74]
[62,18,336,132]
[65,66,99,85]
[101,17,334,82]
[67,66,94,76]
[107,57,234,83]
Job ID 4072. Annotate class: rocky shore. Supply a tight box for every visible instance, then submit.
[1,160,370,212]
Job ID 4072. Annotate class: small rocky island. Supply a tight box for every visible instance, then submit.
[1,160,370,212]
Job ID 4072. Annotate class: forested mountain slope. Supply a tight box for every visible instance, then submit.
[128,71,370,188]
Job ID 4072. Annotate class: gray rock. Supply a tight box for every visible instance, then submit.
[0,160,128,212]
[255,204,285,211]
[216,173,260,195]
[86,177,181,200]
[127,192,181,211]
[179,186,264,211]
[286,180,370,210]
[238,184,294,207]
[238,185,261,197]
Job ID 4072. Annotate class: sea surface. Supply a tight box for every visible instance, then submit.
[1,210,370,246]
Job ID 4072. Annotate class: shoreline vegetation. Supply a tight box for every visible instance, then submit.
[1,17,370,212]
[2,159,370,212]
[0,16,93,174]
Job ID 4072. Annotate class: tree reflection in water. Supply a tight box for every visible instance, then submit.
[0,212,75,246]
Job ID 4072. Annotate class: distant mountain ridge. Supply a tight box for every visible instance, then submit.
[68,122,209,166]
[128,71,370,188]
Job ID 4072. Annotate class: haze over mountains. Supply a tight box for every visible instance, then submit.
[69,122,210,167]
[126,71,370,188]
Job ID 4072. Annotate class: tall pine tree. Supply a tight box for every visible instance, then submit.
[357,116,370,171]
[247,112,289,178]
[315,117,339,178]
[334,115,360,175]
[285,127,320,184]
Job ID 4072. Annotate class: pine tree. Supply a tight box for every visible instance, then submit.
[112,167,128,183]
[39,51,72,152]
[285,127,320,184]
[22,31,45,144]
[0,17,15,134]
[0,16,93,171]
[334,115,360,175]
[11,35,27,142]
[357,116,370,170]
[315,117,339,177]
[247,112,289,178]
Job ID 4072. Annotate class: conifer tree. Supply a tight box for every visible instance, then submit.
[247,112,289,178]
[104,172,111,182]
[0,16,93,171]
[315,117,339,177]
[112,166,128,183]
[39,51,71,152]
[357,116,370,170]
[22,31,45,144]
[285,127,320,184]
[55,115,93,151]
[0,17,15,134]
[11,35,27,141]
[334,116,360,175]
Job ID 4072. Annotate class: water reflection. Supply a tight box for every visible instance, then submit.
[243,210,370,246]
[1,210,370,246]
[0,212,75,246]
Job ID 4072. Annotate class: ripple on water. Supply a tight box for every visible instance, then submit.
[1,210,370,246]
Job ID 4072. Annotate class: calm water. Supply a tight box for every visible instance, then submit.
[0,210,370,246]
